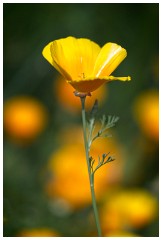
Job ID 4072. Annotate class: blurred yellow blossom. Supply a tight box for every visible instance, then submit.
[55,76,107,113]
[104,230,140,237]
[4,96,48,143]
[42,36,130,93]
[44,126,124,209]
[133,89,159,141]
[17,228,60,237]
[100,189,158,232]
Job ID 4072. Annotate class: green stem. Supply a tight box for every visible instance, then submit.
[80,96,102,237]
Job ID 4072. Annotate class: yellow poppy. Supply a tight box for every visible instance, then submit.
[104,230,140,237]
[3,96,48,143]
[42,36,131,93]
[55,76,107,113]
[17,228,60,237]
[44,126,124,209]
[100,189,158,231]
[133,89,159,141]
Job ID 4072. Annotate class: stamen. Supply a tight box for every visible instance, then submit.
[78,72,86,79]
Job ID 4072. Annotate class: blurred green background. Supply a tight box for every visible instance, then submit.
[3,3,159,237]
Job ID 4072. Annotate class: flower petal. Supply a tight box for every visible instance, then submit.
[92,43,127,78]
[67,79,106,93]
[42,41,53,66]
[42,42,71,79]
[103,75,131,81]
[50,36,101,80]
[67,75,131,93]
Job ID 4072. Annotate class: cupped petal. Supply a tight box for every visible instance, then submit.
[42,41,71,79]
[50,36,101,80]
[42,41,53,66]
[67,75,131,93]
[92,43,127,78]
[67,79,106,93]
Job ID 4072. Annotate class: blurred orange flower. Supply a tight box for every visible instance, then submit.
[42,36,130,93]
[133,89,159,141]
[44,126,124,209]
[104,230,140,237]
[55,76,107,113]
[4,96,48,143]
[100,189,158,232]
[17,228,60,237]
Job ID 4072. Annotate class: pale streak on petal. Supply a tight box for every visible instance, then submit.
[93,43,127,78]
[103,75,131,81]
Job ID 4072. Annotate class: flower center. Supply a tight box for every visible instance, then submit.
[78,72,86,80]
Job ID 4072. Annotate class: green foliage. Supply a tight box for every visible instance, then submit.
[87,100,119,176]
[90,153,115,175]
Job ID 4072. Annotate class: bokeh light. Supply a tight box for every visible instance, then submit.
[17,228,60,237]
[100,188,158,233]
[55,75,107,114]
[133,89,159,142]
[4,96,48,144]
[44,126,124,209]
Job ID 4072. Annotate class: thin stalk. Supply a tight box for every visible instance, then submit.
[80,96,102,237]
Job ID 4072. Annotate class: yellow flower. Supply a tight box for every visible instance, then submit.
[44,126,124,209]
[42,36,131,93]
[55,75,107,113]
[3,96,48,143]
[100,189,158,231]
[17,228,60,237]
[133,89,159,141]
[104,230,140,237]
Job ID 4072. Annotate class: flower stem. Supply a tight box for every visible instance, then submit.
[80,96,102,237]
